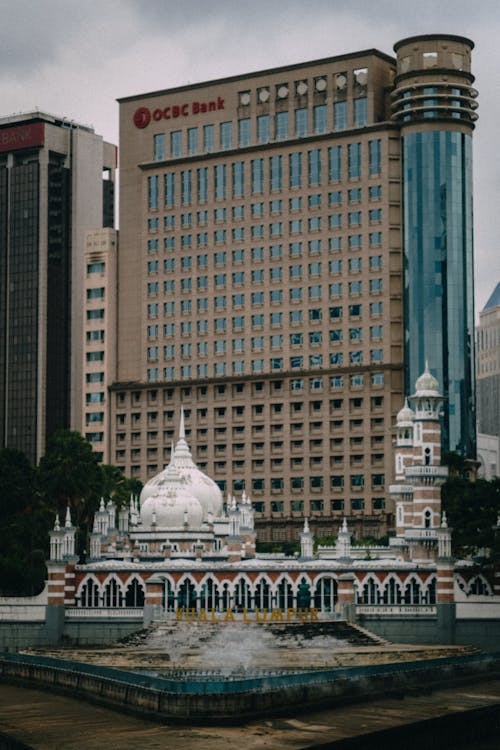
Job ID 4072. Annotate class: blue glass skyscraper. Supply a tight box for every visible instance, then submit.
[392,35,478,457]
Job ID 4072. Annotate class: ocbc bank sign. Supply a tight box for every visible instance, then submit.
[134,97,225,129]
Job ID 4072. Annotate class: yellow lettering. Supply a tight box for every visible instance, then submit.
[243,608,253,622]
[197,608,207,622]
[270,608,284,622]
[286,608,296,621]
[211,608,219,622]
[175,608,184,620]
[185,608,196,622]
[310,607,319,621]
[298,608,309,621]
[223,608,235,622]
[255,608,267,622]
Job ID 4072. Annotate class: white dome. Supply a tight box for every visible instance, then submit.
[140,410,224,523]
[140,483,203,529]
[414,362,440,397]
[396,398,415,426]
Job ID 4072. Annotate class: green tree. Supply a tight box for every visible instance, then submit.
[442,476,500,561]
[37,430,103,550]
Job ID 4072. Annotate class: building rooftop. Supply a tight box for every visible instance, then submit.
[483,282,500,311]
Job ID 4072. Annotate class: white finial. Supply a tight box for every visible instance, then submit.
[99,497,105,512]
[54,514,61,531]
[303,517,310,533]
[179,406,185,440]
[441,511,448,528]
[65,505,72,528]
[341,517,348,533]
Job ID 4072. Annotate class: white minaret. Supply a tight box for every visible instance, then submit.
[300,517,314,559]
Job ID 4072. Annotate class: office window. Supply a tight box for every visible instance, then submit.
[329,282,342,297]
[238,118,251,146]
[87,287,105,299]
[153,133,165,161]
[148,175,158,209]
[290,310,303,324]
[329,213,342,229]
[203,124,215,153]
[313,104,327,134]
[290,287,303,302]
[370,255,382,270]
[369,185,382,200]
[187,127,198,155]
[251,158,264,193]
[171,130,182,157]
[371,349,383,363]
[232,161,245,198]
[348,143,361,179]
[369,231,382,246]
[197,167,208,202]
[181,169,192,204]
[370,278,383,293]
[295,107,308,137]
[349,234,362,250]
[333,101,347,130]
[369,139,382,175]
[275,111,288,140]
[328,145,341,182]
[369,208,382,223]
[290,219,302,233]
[252,291,264,305]
[290,332,303,345]
[308,149,321,186]
[290,241,302,257]
[370,301,383,316]
[354,97,367,127]
[214,164,227,200]
[289,152,302,188]
[330,329,343,342]
[330,352,343,366]
[270,155,282,190]
[349,280,362,295]
[270,289,283,303]
[257,114,270,144]
[349,257,362,272]
[220,121,232,149]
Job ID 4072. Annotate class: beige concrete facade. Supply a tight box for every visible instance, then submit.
[82,228,118,463]
[113,38,472,542]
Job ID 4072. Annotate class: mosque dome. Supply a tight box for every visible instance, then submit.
[396,398,415,426]
[140,481,204,529]
[414,362,440,397]
[139,410,224,524]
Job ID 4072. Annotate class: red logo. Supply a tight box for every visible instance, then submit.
[133,107,151,129]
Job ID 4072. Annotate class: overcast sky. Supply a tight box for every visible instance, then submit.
[1,0,499,314]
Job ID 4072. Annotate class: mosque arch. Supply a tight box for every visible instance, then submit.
[233,575,252,611]
[403,576,422,605]
[177,575,198,609]
[312,576,337,612]
[103,576,124,608]
[124,576,145,607]
[77,575,101,607]
[276,576,294,609]
[357,575,381,604]
[254,576,272,610]
[468,574,492,596]
[422,576,437,604]
[199,575,221,610]
[381,575,403,605]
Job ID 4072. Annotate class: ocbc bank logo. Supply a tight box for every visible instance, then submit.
[133,107,151,129]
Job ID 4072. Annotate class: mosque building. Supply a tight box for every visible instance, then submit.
[46,369,497,629]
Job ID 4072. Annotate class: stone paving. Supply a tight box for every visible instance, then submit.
[0,679,499,749]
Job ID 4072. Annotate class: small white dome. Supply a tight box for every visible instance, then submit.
[414,362,440,397]
[397,398,414,426]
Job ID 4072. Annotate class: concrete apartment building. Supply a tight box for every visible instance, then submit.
[112,35,477,541]
[82,228,118,464]
[0,111,116,463]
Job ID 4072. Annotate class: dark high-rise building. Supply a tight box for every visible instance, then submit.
[0,111,116,462]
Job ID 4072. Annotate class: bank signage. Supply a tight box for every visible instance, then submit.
[133,97,225,128]
[0,122,45,153]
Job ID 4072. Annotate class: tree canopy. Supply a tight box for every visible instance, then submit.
[0,431,141,595]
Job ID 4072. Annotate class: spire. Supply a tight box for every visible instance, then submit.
[179,406,185,440]
[54,514,61,531]
[65,505,72,528]
[99,497,105,512]
[341,517,348,533]
[303,517,310,533]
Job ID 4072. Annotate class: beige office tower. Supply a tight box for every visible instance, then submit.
[83,228,118,464]
[115,35,477,542]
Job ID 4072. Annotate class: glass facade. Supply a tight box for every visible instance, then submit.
[403,130,475,456]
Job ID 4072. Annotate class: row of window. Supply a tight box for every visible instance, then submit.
[148,142,382,208]
[146,355,384,380]
[115,373,387,406]
[152,99,370,161]
[148,186,382,232]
